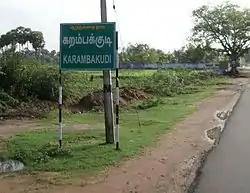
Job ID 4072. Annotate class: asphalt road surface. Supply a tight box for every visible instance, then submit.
[196,84,250,193]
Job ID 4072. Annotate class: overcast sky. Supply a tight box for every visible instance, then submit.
[0,0,249,52]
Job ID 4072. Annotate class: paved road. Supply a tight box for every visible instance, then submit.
[196,84,250,193]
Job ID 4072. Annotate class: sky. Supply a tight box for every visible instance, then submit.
[0,0,249,52]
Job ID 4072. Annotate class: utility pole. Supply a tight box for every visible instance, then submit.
[100,0,115,144]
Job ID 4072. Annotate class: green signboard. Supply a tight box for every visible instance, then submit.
[60,22,116,70]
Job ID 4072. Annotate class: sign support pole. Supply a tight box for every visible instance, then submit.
[58,68,63,147]
[115,31,120,150]
[100,0,115,144]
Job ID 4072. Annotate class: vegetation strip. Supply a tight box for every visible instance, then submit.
[0,72,228,175]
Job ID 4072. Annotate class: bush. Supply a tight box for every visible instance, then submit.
[0,89,17,113]
[0,53,79,103]
[0,51,220,114]
[0,55,19,113]
[138,69,214,96]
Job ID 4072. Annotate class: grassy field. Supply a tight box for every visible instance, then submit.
[62,69,157,102]
[62,69,222,104]
[0,69,229,177]
[82,69,157,77]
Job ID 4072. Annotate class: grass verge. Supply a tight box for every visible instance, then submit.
[0,77,228,177]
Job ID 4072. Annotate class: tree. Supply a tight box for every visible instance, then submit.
[30,31,45,51]
[182,41,219,63]
[119,43,171,64]
[15,26,31,50]
[0,27,45,52]
[192,2,250,73]
[119,43,218,65]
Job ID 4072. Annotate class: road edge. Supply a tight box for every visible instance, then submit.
[185,80,248,193]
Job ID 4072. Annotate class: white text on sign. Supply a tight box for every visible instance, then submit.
[62,33,112,48]
[63,55,112,64]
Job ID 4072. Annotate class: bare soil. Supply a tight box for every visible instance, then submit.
[0,120,94,139]
[1,100,56,119]
[0,78,248,193]
[71,87,150,112]
[1,88,150,118]
[0,120,42,138]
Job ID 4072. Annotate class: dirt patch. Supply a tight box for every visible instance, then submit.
[0,120,95,138]
[216,78,245,92]
[71,87,150,112]
[1,101,56,120]
[120,88,149,101]
[0,120,43,138]
[0,78,248,193]
[63,124,94,132]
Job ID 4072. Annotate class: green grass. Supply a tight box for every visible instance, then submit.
[0,68,230,178]
[0,55,233,177]
[82,69,157,78]
[62,69,158,102]
[63,69,223,105]
[0,78,227,175]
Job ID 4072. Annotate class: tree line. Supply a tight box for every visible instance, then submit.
[119,42,221,64]
[0,2,249,66]
[120,2,250,66]
[0,27,219,65]
[0,26,59,64]
[0,1,250,114]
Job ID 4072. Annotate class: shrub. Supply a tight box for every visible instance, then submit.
[0,51,220,113]
[0,53,77,103]
[138,69,214,96]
